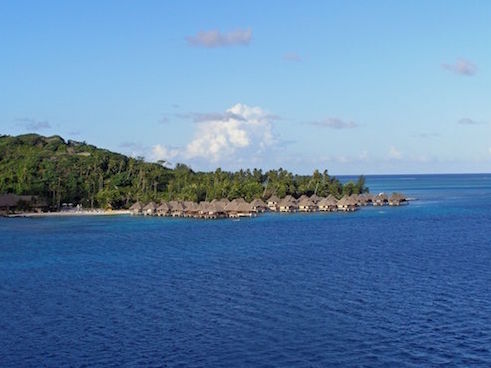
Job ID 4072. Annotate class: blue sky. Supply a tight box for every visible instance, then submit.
[1,1,490,174]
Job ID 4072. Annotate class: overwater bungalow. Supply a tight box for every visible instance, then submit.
[310,194,322,204]
[157,202,170,216]
[250,198,267,212]
[298,197,318,212]
[279,197,298,212]
[389,193,407,206]
[298,194,309,202]
[373,193,388,206]
[337,196,358,212]
[357,193,373,206]
[284,195,297,204]
[143,201,158,216]
[129,201,144,215]
[225,200,256,217]
[318,195,338,212]
[183,201,199,217]
[267,195,280,211]
[198,201,226,219]
[169,200,185,217]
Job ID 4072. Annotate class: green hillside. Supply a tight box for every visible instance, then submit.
[0,134,367,209]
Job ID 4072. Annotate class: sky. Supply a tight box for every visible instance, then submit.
[1,0,490,175]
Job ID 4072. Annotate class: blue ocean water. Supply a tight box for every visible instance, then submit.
[1,174,490,367]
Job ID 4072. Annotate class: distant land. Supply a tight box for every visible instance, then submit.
[0,134,367,210]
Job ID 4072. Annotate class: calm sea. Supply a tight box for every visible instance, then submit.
[1,174,490,367]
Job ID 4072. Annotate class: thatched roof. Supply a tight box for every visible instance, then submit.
[157,202,170,212]
[389,192,406,201]
[129,201,144,211]
[374,193,388,201]
[337,195,357,207]
[268,195,280,203]
[0,194,22,207]
[318,195,337,206]
[224,201,238,212]
[298,197,316,207]
[298,194,309,202]
[169,200,184,211]
[237,202,254,213]
[284,195,296,203]
[143,201,157,211]
[279,197,297,207]
[251,198,266,207]
[310,194,321,203]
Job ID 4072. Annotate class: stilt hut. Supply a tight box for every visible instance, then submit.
[318,195,338,212]
[373,193,388,206]
[129,201,144,215]
[250,198,267,212]
[169,201,185,217]
[337,196,358,212]
[389,193,407,206]
[267,195,280,211]
[279,197,298,212]
[143,201,158,216]
[157,202,170,216]
[298,197,317,212]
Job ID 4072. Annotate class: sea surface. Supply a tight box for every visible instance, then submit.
[1,174,490,367]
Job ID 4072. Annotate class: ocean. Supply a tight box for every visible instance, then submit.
[1,174,490,367]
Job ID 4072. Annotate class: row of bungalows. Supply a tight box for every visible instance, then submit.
[130,198,258,219]
[129,192,407,219]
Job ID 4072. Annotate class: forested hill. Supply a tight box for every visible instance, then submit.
[0,134,368,209]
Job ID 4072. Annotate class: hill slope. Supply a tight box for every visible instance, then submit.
[0,134,367,208]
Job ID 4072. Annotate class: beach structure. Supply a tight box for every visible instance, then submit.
[357,193,372,206]
[279,197,298,212]
[129,201,144,215]
[337,195,358,212]
[225,200,256,217]
[250,198,268,212]
[169,200,185,217]
[310,194,322,204]
[198,201,226,219]
[0,194,48,214]
[143,201,158,216]
[318,195,338,212]
[298,197,318,212]
[157,202,170,216]
[389,193,407,206]
[373,193,388,206]
[183,201,199,217]
[267,195,280,211]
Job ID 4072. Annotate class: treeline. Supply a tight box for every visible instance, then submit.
[0,134,368,209]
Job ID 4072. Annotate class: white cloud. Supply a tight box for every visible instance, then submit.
[151,144,179,163]
[388,146,403,160]
[442,59,477,76]
[186,28,252,48]
[184,103,275,162]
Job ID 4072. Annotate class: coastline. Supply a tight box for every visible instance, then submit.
[7,209,131,218]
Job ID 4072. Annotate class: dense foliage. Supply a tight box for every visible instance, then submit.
[0,134,368,209]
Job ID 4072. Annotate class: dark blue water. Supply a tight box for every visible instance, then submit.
[1,174,491,367]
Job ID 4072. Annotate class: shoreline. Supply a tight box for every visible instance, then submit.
[7,209,131,218]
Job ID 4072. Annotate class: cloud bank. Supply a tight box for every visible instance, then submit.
[186,28,252,48]
[457,118,486,125]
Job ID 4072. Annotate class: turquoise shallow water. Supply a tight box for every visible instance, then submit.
[1,174,490,367]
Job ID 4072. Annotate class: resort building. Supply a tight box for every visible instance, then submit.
[279,197,298,212]
[298,197,317,212]
[143,201,158,216]
[318,195,338,212]
[337,196,358,212]
[129,201,144,215]
[373,193,388,206]
[389,193,407,206]
[157,202,170,216]
[310,194,322,204]
[250,198,267,212]
[169,201,185,217]
[267,195,280,211]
